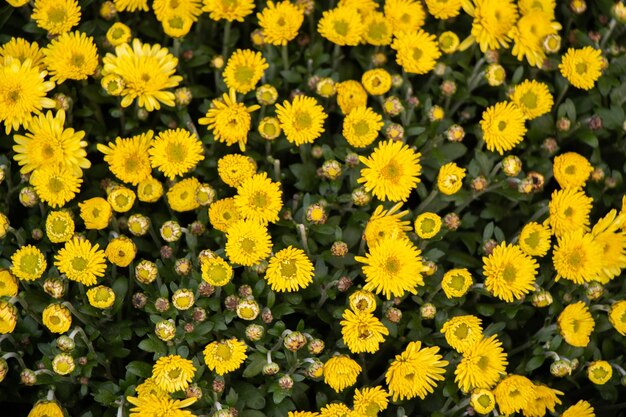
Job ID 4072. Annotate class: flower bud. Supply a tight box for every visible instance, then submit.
[284,331,307,352]
[440,80,457,97]
[135,260,158,284]
[330,241,349,257]
[185,384,202,399]
[161,221,182,242]
[262,307,273,323]
[237,299,260,321]
[308,339,325,355]
[256,84,278,105]
[245,324,265,341]
[56,335,75,352]
[19,186,38,207]
[306,204,327,224]
[198,282,215,297]
[570,0,586,14]
[585,281,604,300]
[383,96,403,117]
[155,319,176,341]
[443,213,461,231]
[420,303,436,319]
[212,376,225,393]
[0,358,7,382]
[263,362,280,376]
[550,360,572,377]
[351,187,371,206]
[502,155,522,177]
[385,307,402,323]
[172,288,195,310]
[43,277,66,299]
[423,260,437,276]
[20,369,36,385]
[174,258,192,276]
[483,239,498,255]
[52,353,75,375]
[446,124,465,142]
[175,87,193,106]
[279,374,294,390]
[225,295,239,311]
[155,297,170,312]
[557,117,571,132]
[543,34,561,53]
[132,292,148,309]
[485,64,506,86]
[306,359,324,379]
[336,276,352,292]
[384,123,404,141]
[531,290,553,308]
[160,245,174,259]
[321,160,342,180]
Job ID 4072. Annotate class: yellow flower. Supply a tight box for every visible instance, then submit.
[425,0,462,19]
[510,80,554,120]
[265,246,314,292]
[587,360,612,385]
[153,0,202,23]
[553,230,603,284]
[0,58,55,134]
[0,269,18,297]
[135,378,166,397]
[137,177,164,203]
[28,401,65,417]
[258,116,282,140]
[319,403,352,417]
[30,163,82,208]
[355,236,425,299]
[553,152,593,189]
[200,256,233,286]
[152,354,196,393]
[437,162,466,195]
[218,154,257,187]
[0,37,45,70]
[42,303,72,333]
[548,188,592,237]
[353,386,389,416]
[557,301,595,347]
[257,1,304,46]
[361,69,391,96]
[43,31,98,83]
[224,49,269,94]
[384,0,425,34]
[463,0,518,51]
[55,237,107,286]
[438,31,460,54]
[203,338,247,375]
[102,39,182,110]
[470,389,496,414]
[609,300,626,336]
[11,245,47,281]
[127,395,196,417]
[509,10,561,67]
[0,301,18,334]
[0,213,8,239]
[225,220,272,266]
[234,172,283,224]
[480,101,527,155]
[441,268,473,298]
[483,242,538,302]
[524,384,563,417]
[342,106,383,148]
[338,0,378,16]
[79,197,113,230]
[493,375,535,416]
[340,309,389,353]
[364,203,412,247]
[106,22,132,46]
[414,212,442,239]
[52,353,75,375]
[161,15,192,39]
[108,186,136,213]
[32,0,81,35]
[358,140,422,202]
[318,6,364,46]
[559,47,603,90]
[86,285,116,309]
[518,0,555,18]
[46,210,75,243]
[361,12,393,46]
[113,0,149,12]
[199,88,260,151]
[167,177,201,212]
[455,335,508,392]
[105,236,137,267]
[391,30,441,75]
[149,128,204,180]
[97,131,154,185]
[336,80,367,115]
[323,355,361,392]
[518,222,551,257]
[349,290,377,313]
[441,315,483,353]
[275,95,327,146]
[202,0,253,21]
[562,400,595,417]
[485,63,506,86]
[209,198,242,232]
[385,341,448,400]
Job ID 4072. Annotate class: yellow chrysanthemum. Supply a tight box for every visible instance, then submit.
[441,268,473,298]
[463,0,518,51]
[363,204,412,247]
[42,303,72,333]
[105,236,136,267]
[425,0,462,19]
[391,30,441,75]
[265,246,314,292]
[79,197,113,230]
[518,221,551,257]
[518,0,555,18]
[553,152,593,189]
[562,400,595,417]
[234,173,283,224]
[385,341,448,401]
[203,0,254,21]
[86,285,115,309]
[439,31,460,54]
[587,360,612,385]
[609,300,626,336]
[553,230,603,284]
[201,256,233,286]
[275,95,327,146]
[152,355,196,393]
[340,309,389,354]
[319,403,352,417]
[0,58,55,134]
[557,301,595,347]
[153,0,202,23]
[13,109,90,176]
[209,197,242,232]
[384,0,425,34]
[349,290,377,313]
[361,12,393,46]
[342,106,383,148]
[257,1,304,46]
[217,154,257,187]
[414,212,442,239]
[470,389,496,414]
[30,163,82,208]
[167,177,201,212]
[355,236,425,299]
[548,188,593,237]
[288,412,320,417]
[318,6,365,46]
[338,0,378,16]
[480,101,527,155]
[0,270,19,298]
[108,186,136,213]
[323,355,361,392]
[493,375,535,416]
[358,140,422,202]
[336,80,367,115]
[437,162,466,195]
[102,39,182,111]
[27,401,65,417]
[223,49,268,94]
[114,0,149,12]
[361,69,391,96]
[203,338,247,375]
[225,220,272,266]
[32,0,81,35]
[43,31,98,83]
[510,10,561,67]
[0,300,18,334]
[148,128,204,180]
[353,386,389,416]
[455,335,508,392]
[106,22,132,47]
[55,237,107,286]
[524,384,563,417]
[440,315,483,353]
[0,37,45,70]
[559,47,603,91]
[135,378,166,398]
[127,395,196,417]
[483,242,538,302]
[510,80,554,120]
[97,131,154,185]
[11,245,47,281]
[199,88,260,151]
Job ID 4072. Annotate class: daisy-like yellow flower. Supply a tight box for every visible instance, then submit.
[559,47,603,90]
[510,80,554,120]
[318,6,365,46]
[209,197,242,232]
[340,309,389,354]
[275,95,327,146]
[439,31,460,54]
[414,212,442,239]
[114,0,149,12]
[55,237,107,286]
[27,401,65,417]
[553,152,593,189]
[127,395,196,417]
[336,80,367,115]
[201,255,233,286]
[510,10,561,67]
[11,245,47,281]
[483,242,538,302]
[493,375,535,416]
[524,384,563,417]
[391,30,441,75]
[13,109,90,176]
[32,0,81,35]
[548,188,593,237]
[385,341,448,401]
[384,0,425,34]
[437,162,466,195]
[265,246,314,292]
[288,412,319,417]
[225,220,272,266]
[323,355,361,392]
[0,58,55,134]
[203,338,247,375]
[30,163,82,208]
[108,186,136,213]
[153,0,202,23]
[441,315,483,353]
[199,88,260,151]
[43,31,98,83]
[42,303,72,333]
[258,116,282,140]
[105,236,136,267]
[0,37,45,69]
[234,173,283,224]
[86,285,115,309]
[137,177,164,203]
[152,355,196,393]
[470,389,496,414]
[562,400,595,417]
[342,106,383,148]
[518,0,555,18]
[0,270,19,297]
[557,301,595,347]
[0,300,18,334]
[349,290,377,313]
[106,22,132,46]
[257,1,304,45]
[455,335,508,392]
[355,236,425,299]
[518,222,551,257]
[223,49,268,94]
[353,386,389,416]
[587,360,612,385]
[97,131,154,185]
[135,378,166,398]
[425,0,462,19]
[462,0,518,51]
[148,128,204,180]
[361,12,393,46]
[553,230,603,284]
[218,154,257,187]
[203,0,254,21]
[361,69,391,96]
[609,300,626,336]
[79,197,113,230]
[319,404,351,417]
[480,102,527,155]
[167,177,201,212]
[102,39,182,111]
[338,0,378,16]
[441,268,473,298]
[358,140,422,202]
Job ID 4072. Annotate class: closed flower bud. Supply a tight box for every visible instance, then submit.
[196,184,216,206]
[446,124,465,142]
[189,221,205,236]
[184,323,194,333]
[310,145,324,159]
[531,290,553,308]
[174,259,192,276]
[345,152,359,168]
[372,52,387,66]
[434,63,447,76]
[20,369,36,385]
[614,2,626,23]
[485,49,499,64]
[321,160,342,180]
[56,335,75,352]
[100,1,117,19]
[543,34,561,53]
[331,241,349,257]
[485,64,506,86]
[588,115,603,131]
[237,285,253,298]
[570,0,586,14]
[212,376,225,393]
[284,331,307,352]
[591,167,604,182]
[542,138,558,155]
[251,29,265,46]
[385,307,402,323]
[391,74,403,87]
[175,87,192,106]
[245,324,265,341]
[155,319,176,341]
[43,277,65,299]
[132,292,148,309]
[263,362,280,376]
[185,384,202,399]
[483,239,498,255]
[383,96,403,117]
[316,78,336,98]
[211,55,224,69]
[52,353,75,375]
[261,307,273,323]
[190,307,206,323]
[420,303,437,319]
[526,172,545,191]
[306,204,327,224]
[606,177,618,189]
[471,176,489,192]
[172,288,195,310]
[31,228,43,240]
[585,281,604,300]
[19,186,38,207]
[570,358,579,371]
[440,80,456,97]
[160,245,174,259]
[225,295,239,311]
[557,117,571,132]
[53,93,72,111]
[550,360,572,377]
[502,155,522,177]
[136,108,149,121]
[336,276,352,292]
[308,339,325,355]
[161,221,182,242]
[135,260,158,284]
[384,123,404,141]
[443,213,461,231]
[278,374,294,390]
[198,282,215,297]
[155,297,170,312]
[250,260,269,274]
[351,187,371,206]
[407,96,420,107]
[256,84,278,105]
[237,299,260,320]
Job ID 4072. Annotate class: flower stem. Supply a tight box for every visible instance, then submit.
[281,44,290,73]
[222,21,231,58]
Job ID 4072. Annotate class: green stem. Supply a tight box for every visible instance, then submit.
[281,44,289,73]
[417,189,438,212]
[222,21,231,59]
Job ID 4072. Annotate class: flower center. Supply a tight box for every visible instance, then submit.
[47,7,67,24]
[564,165,576,175]
[94,288,110,302]
[234,65,254,84]
[19,253,41,274]
[498,120,507,131]
[454,323,469,339]
[166,142,188,163]
[168,16,184,30]
[420,218,436,233]
[563,206,574,217]
[51,218,68,235]
[251,191,268,208]
[592,367,608,380]
[353,120,370,136]
[412,47,423,61]
[575,62,588,75]
[502,263,517,283]
[215,343,232,360]
[111,28,126,40]
[240,237,256,254]
[333,19,349,36]
[71,256,88,271]
[477,394,492,408]
[523,230,540,249]
[368,22,388,40]
[449,273,466,290]
[207,264,229,285]
[477,355,490,370]
[384,256,400,274]
[6,88,21,104]
[70,54,85,67]
[280,260,297,278]
[47,177,65,193]
[520,91,538,109]
[380,161,401,180]
[115,194,129,208]
[168,367,181,378]
[294,111,312,130]
[567,251,584,269]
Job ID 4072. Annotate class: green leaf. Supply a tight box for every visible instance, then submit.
[525,355,545,372]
